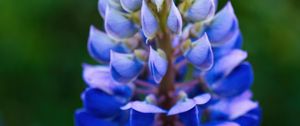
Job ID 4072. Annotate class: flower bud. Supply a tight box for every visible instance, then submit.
[167,0,183,34]
[110,51,144,83]
[105,7,138,40]
[205,1,239,46]
[141,0,159,39]
[182,34,213,71]
[120,0,142,12]
[151,0,164,11]
[185,0,216,22]
[148,47,168,84]
[87,25,128,63]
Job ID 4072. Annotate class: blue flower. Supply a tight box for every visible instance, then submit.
[167,0,183,34]
[120,0,142,12]
[110,51,145,83]
[148,47,168,84]
[168,93,211,126]
[141,0,159,39]
[185,0,216,22]
[105,6,138,40]
[121,97,165,126]
[87,25,128,63]
[205,1,239,46]
[182,33,214,71]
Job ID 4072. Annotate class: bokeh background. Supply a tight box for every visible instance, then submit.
[0,0,300,125]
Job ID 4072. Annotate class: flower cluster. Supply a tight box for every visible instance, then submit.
[75,0,261,126]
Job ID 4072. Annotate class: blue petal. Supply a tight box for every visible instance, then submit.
[98,0,109,18]
[179,106,202,126]
[75,109,118,126]
[168,99,197,116]
[141,0,159,39]
[234,107,262,126]
[113,85,133,99]
[205,121,240,126]
[82,88,129,118]
[110,51,144,83]
[209,91,258,121]
[120,0,142,12]
[148,47,168,84]
[205,49,247,84]
[212,62,254,97]
[127,109,156,126]
[82,64,121,94]
[167,1,182,34]
[184,34,214,71]
[213,30,243,59]
[98,0,124,18]
[105,7,138,40]
[185,0,216,22]
[121,101,165,126]
[88,25,128,63]
[168,93,211,115]
[205,1,239,46]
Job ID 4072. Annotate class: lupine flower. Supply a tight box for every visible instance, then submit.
[75,0,261,126]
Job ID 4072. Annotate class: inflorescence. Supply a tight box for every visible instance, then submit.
[75,0,261,126]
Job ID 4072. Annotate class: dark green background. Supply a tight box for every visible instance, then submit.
[0,0,299,125]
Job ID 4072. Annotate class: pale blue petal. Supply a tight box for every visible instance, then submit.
[184,34,214,71]
[82,64,120,94]
[105,7,138,40]
[110,51,144,83]
[141,0,159,39]
[88,25,128,63]
[148,47,168,84]
[168,99,196,115]
[210,91,258,120]
[193,93,211,105]
[206,1,238,45]
[186,0,216,22]
[98,0,109,18]
[120,0,142,12]
[121,101,166,113]
[167,0,182,34]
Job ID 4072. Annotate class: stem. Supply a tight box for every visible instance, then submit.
[156,0,177,125]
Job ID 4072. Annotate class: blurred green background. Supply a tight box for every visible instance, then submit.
[0,0,300,126]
